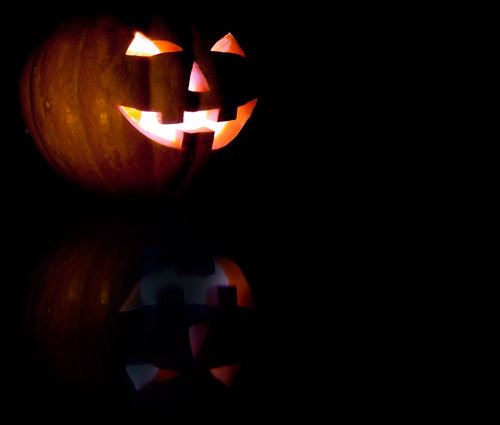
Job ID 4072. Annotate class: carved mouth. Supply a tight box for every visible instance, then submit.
[117,98,257,150]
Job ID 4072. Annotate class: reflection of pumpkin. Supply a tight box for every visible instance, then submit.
[23,216,257,407]
[19,15,257,198]
[118,256,256,396]
[23,224,143,392]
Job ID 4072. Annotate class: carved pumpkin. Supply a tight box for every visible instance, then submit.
[23,215,258,409]
[19,15,258,198]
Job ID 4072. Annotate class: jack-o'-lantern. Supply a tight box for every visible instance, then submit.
[22,214,258,410]
[118,256,256,403]
[19,14,258,198]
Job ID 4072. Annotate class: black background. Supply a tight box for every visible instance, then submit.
[3,4,453,419]
[3,2,335,419]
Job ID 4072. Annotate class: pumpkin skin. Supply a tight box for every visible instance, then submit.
[19,15,257,198]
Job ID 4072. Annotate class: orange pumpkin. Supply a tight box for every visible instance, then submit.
[19,15,257,198]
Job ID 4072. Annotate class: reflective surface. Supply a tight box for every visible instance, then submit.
[20,213,266,413]
[6,5,321,420]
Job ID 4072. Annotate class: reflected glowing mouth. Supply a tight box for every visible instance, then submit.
[117,98,257,150]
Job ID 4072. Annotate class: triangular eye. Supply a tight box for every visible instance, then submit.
[210,362,243,386]
[126,32,183,56]
[210,33,246,57]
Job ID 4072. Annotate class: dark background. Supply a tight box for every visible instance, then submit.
[3,3,334,419]
[3,4,450,419]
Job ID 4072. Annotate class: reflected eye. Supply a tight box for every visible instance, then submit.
[126,32,183,56]
[210,33,246,57]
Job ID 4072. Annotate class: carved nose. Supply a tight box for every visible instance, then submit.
[188,61,210,93]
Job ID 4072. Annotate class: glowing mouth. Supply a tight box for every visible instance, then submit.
[117,98,257,150]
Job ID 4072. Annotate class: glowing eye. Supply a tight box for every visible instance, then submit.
[210,33,246,57]
[126,32,183,56]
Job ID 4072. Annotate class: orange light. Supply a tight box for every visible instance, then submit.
[211,33,246,57]
[117,98,257,150]
[126,32,183,56]
[214,257,256,310]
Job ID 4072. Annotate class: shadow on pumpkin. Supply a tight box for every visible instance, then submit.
[22,213,260,413]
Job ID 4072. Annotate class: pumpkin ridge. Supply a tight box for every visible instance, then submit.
[25,49,71,181]
[24,21,104,191]
[75,21,121,197]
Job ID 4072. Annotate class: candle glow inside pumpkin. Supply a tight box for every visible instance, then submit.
[117,32,257,150]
